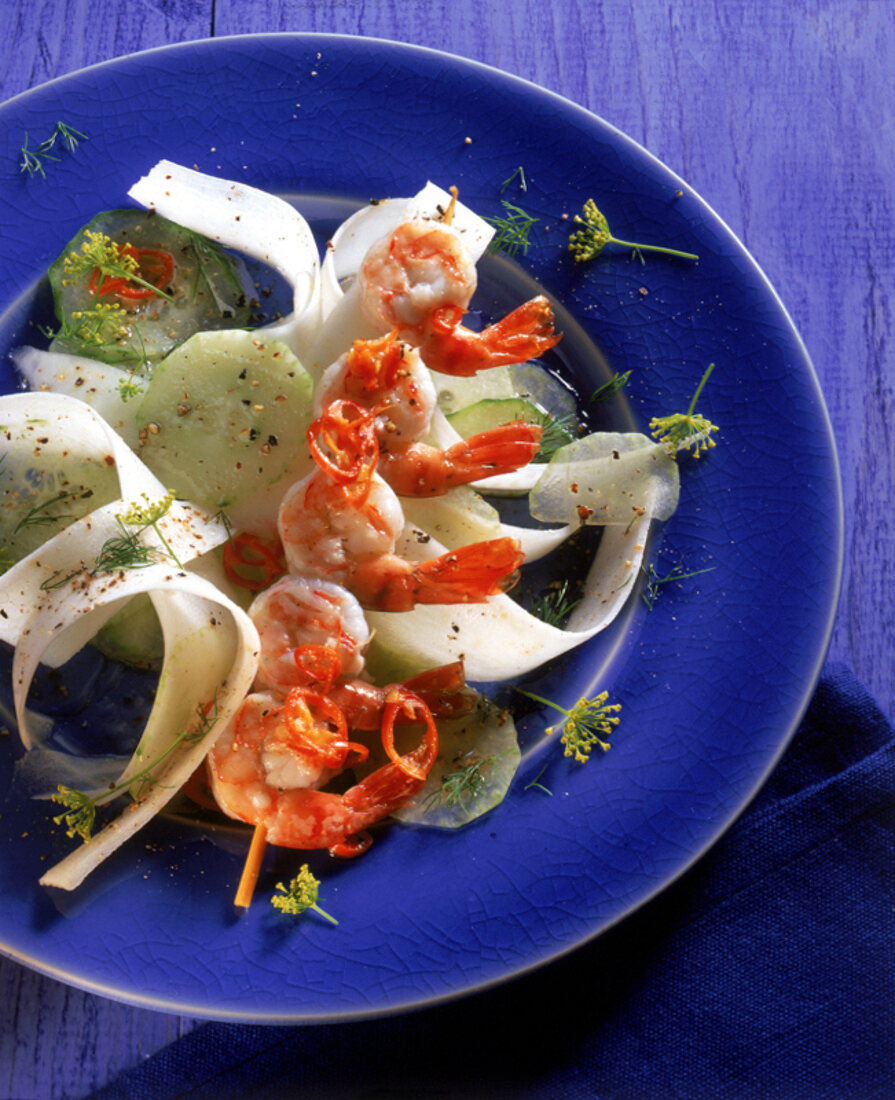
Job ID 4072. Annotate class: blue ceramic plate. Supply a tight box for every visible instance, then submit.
[0,35,841,1020]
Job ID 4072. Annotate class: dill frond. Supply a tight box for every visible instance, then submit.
[272,865,338,923]
[569,198,698,264]
[649,363,719,456]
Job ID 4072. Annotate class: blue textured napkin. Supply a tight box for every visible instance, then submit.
[85,663,894,1100]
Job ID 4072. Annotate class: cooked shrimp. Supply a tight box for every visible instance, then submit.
[278,399,525,610]
[208,687,438,857]
[249,575,371,695]
[358,219,561,376]
[248,573,475,725]
[314,333,436,443]
[359,220,477,335]
[378,420,542,497]
[208,688,365,812]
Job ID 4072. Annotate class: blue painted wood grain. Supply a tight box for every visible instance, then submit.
[0,1,891,1096]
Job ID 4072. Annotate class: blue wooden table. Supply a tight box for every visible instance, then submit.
[0,2,892,1096]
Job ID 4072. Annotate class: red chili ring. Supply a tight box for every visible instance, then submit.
[292,644,343,692]
[283,687,350,770]
[222,533,285,591]
[89,245,175,302]
[380,688,439,782]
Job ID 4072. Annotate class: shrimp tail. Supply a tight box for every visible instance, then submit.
[419,295,562,376]
[349,537,523,611]
[379,421,542,496]
[329,691,440,856]
[412,538,524,603]
[401,660,477,720]
[329,660,476,730]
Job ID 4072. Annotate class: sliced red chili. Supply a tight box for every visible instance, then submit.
[222,533,286,591]
[380,687,439,782]
[307,398,380,487]
[89,245,175,302]
[344,331,406,397]
[283,687,350,770]
[292,644,343,692]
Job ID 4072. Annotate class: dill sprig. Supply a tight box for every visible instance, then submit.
[62,230,174,302]
[40,301,139,357]
[20,132,59,178]
[272,865,338,923]
[19,121,87,178]
[12,489,80,533]
[51,695,219,841]
[51,787,96,842]
[421,750,509,813]
[107,490,182,570]
[519,688,621,763]
[500,166,527,193]
[641,559,715,610]
[486,201,538,257]
[536,411,577,461]
[117,372,145,403]
[55,121,86,152]
[569,199,698,265]
[649,363,719,457]
[40,490,179,590]
[533,580,581,627]
[180,227,233,311]
[524,762,553,796]
[592,370,632,403]
[90,524,161,575]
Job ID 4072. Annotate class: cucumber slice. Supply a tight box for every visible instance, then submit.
[91,594,165,669]
[135,329,314,511]
[48,209,252,369]
[0,420,121,567]
[393,700,520,829]
[447,397,575,460]
[508,362,578,421]
[433,364,516,415]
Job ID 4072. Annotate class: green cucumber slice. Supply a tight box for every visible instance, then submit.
[91,594,165,669]
[508,362,578,421]
[0,424,121,568]
[48,209,252,369]
[135,329,314,511]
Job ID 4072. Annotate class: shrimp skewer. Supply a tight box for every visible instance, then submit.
[278,400,525,610]
[358,219,561,376]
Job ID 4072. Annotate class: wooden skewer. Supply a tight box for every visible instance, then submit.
[441,185,459,225]
[234,823,268,909]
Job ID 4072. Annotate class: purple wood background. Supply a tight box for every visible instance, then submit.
[1,2,892,1096]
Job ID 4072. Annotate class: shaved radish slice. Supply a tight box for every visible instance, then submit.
[128,160,321,359]
[10,346,144,447]
[529,432,680,525]
[366,515,650,683]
